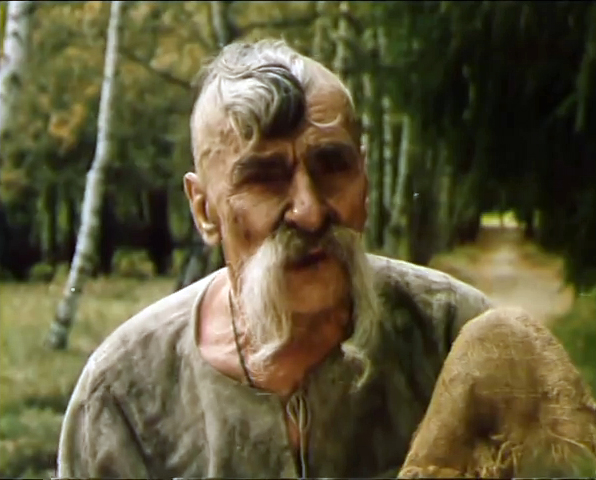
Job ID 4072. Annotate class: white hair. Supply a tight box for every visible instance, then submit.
[190,38,355,180]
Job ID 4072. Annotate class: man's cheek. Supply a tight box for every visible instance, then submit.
[332,196,367,232]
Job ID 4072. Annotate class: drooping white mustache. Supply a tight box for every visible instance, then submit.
[234,223,380,379]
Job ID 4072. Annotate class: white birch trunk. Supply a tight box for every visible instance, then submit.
[436,143,452,252]
[360,27,385,250]
[387,114,411,254]
[312,1,330,62]
[392,115,411,221]
[210,1,234,47]
[376,22,399,248]
[332,1,360,109]
[47,0,124,349]
[0,0,33,166]
[332,1,348,74]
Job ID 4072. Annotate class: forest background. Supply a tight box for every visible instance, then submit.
[1,1,595,477]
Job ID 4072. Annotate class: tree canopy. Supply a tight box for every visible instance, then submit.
[1,1,595,291]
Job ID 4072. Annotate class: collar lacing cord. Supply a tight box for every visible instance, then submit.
[286,388,311,479]
[228,290,256,388]
[229,289,311,478]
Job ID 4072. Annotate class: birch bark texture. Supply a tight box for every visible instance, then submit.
[0,1,33,167]
[47,0,124,350]
[386,114,411,255]
[361,27,384,251]
[210,1,235,47]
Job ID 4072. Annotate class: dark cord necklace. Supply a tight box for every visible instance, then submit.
[228,290,256,388]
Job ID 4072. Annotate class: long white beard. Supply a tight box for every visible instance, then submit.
[236,225,381,379]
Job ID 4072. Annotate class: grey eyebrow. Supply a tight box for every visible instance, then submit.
[230,153,290,185]
[305,142,359,167]
[305,141,357,159]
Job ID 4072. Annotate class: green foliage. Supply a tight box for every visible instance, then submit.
[1,0,595,288]
[112,249,155,279]
[371,1,596,284]
[0,2,6,53]
[550,291,596,480]
[28,262,56,283]
[552,290,596,395]
[0,1,333,280]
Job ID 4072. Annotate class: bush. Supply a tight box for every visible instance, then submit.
[0,267,15,281]
[112,249,155,279]
[551,289,596,395]
[28,263,56,283]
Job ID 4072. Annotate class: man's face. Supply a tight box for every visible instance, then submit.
[186,78,379,367]
[232,87,365,305]
[189,83,368,319]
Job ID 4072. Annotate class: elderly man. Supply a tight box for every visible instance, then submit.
[57,39,596,478]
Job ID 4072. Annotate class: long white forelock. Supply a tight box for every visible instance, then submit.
[192,40,307,144]
[190,39,357,181]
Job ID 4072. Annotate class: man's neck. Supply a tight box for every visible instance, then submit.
[198,271,352,397]
[242,297,352,397]
[286,299,352,345]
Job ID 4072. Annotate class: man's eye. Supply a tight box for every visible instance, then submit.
[316,153,353,175]
[246,167,290,184]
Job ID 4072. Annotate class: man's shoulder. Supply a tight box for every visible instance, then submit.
[367,253,493,337]
[367,253,479,297]
[76,271,219,397]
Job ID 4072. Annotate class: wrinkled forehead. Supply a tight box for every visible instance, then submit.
[193,80,358,177]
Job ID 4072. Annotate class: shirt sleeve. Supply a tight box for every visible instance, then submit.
[57,376,150,478]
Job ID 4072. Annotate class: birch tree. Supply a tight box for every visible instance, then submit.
[0,2,5,40]
[210,1,236,47]
[46,0,124,350]
[377,20,400,251]
[386,114,411,256]
[312,1,334,65]
[0,0,34,174]
[361,26,384,250]
[332,2,354,91]
[435,142,453,252]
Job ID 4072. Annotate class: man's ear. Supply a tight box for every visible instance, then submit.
[183,172,221,246]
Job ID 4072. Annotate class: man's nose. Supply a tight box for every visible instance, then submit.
[285,169,328,233]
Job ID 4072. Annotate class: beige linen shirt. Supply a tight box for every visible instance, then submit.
[57,254,492,478]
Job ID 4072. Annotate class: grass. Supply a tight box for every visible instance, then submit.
[549,291,596,477]
[0,272,174,478]
[551,289,596,395]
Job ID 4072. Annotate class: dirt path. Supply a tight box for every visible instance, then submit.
[431,224,575,324]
